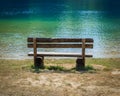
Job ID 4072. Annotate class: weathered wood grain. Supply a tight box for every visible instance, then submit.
[28,52,93,57]
[28,37,94,43]
[28,44,93,48]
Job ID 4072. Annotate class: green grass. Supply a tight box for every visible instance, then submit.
[86,58,120,69]
[46,66,65,71]
[0,58,119,73]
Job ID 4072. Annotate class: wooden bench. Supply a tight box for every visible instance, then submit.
[27,38,94,70]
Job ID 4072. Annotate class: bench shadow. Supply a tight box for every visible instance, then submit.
[30,65,96,74]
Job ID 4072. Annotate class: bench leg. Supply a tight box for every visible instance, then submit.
[76,58,85,70]
[34,57,44,68]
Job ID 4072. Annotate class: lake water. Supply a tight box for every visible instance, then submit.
[0,0,120,59]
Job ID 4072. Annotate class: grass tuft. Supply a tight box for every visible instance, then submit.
[46,66,65,71]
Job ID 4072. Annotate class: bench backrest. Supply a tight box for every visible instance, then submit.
[27,38,94,58]
[28,38,93,48]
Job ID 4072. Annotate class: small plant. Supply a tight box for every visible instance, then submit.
[31,65,45,73]
[46,66,65,71]
[84,65,95,71]
[31,65,65,72]
[75,65,95,71]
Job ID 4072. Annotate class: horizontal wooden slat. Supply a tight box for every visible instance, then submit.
[28,44,93,48]
[28,52,93,57]
[28,37,93,43]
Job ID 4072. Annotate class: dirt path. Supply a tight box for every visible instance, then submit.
[0,69,120,96]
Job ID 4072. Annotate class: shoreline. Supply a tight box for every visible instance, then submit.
[0,57,120,60]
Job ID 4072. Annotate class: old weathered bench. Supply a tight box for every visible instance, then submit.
[27,37,94,70]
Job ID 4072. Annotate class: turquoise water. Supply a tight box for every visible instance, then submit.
[0,1,120,59]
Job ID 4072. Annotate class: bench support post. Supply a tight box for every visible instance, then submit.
[33,38,37,67]
[76,58,85,70]
[76,39,86,70]
[35,57,44,68]
[33,38,44,68]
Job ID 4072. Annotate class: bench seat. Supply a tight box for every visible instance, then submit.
[28,52,92,57]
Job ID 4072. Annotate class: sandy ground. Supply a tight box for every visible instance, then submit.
[0,64,120,96]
